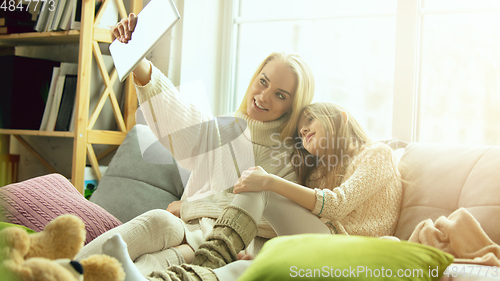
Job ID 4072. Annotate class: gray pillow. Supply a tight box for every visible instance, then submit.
[90,124,190,223]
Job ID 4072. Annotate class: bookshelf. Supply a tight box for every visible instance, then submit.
[0,0,142,194]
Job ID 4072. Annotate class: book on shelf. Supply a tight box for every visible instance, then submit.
[34,0,51,32]
[29,0,115,32]
[48,0,68,31]
[39,54,124,133]
[44,0,59,32]
[0,55,60,130]
[34,0,71,32]
[44,62,78,131]
[58,0,75,30]
[39,66,61,130]
[54,75,78,131]
[45,75,66,131]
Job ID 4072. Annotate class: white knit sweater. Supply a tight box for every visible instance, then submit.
[308,143,403,237]
[134,61,296,238]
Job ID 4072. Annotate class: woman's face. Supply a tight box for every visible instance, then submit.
[246,60,297,122]
[296,112,328,157]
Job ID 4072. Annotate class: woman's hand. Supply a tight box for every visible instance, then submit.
[233,166,275,194]
[166,200,182,217]
[111,13,138,43]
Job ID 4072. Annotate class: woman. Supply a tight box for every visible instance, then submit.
[76,13,315,280]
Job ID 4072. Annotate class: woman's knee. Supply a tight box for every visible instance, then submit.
[140,209,184,232]
[233,191,269,207]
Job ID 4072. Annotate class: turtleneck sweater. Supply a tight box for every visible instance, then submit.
[134,61,297,238]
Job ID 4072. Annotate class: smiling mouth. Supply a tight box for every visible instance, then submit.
[306,133,315,144]
[254,99,268,111]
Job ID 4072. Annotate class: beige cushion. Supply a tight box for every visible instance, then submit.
[395,143,500,243]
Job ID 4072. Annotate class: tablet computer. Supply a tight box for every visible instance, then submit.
[109,0,180,82]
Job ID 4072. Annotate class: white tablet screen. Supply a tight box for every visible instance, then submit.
[109,0,180,82]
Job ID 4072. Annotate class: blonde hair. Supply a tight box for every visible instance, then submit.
[237,51,315,141]
[292,102,372,188]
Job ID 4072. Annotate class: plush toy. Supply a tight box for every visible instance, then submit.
[0,214,125,281]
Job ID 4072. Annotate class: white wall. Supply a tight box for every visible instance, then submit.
[157,0,225,116]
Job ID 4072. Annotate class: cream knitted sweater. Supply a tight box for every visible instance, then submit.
[308,143,403,237]
[134,61,296,238]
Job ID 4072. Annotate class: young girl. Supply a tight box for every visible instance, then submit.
[192,102,403,269]
[76,13,315,280]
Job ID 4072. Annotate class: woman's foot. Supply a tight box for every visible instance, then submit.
[102,234,147,281]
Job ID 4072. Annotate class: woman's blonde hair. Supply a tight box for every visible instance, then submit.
[237,51,315,141]
[292,102,372,188]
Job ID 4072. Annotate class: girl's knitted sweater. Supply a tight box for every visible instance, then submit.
[307,143,403,237]
[134,61,296,238]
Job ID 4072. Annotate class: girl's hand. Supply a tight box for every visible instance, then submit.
[233,166,274,194]
[166,200,182,217]
[111,13,138,43]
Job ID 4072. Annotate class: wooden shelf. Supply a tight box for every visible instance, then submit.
[0,129,127,145]
[0,28,112,46]
[1,0,140,193]
[0,30,81,46]
[0,129,75,137]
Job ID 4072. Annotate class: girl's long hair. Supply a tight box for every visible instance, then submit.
[292,102,371,188]
[237,51,315,141]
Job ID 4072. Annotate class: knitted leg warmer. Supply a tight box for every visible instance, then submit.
[147,264,217,281]
[192,206,258,269]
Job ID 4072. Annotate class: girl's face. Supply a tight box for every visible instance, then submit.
[246,60,297,122]
[297,112,328,157]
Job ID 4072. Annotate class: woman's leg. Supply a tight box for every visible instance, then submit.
[192,205,258,269]
[102,234,219,281]
[133,245,189,276]
[192,191,329,269]
[76,210,186,264]
[232,191,330,235]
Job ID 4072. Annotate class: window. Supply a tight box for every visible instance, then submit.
[233,0,397,141]
[222,0,500,145]
[417,0,500,144]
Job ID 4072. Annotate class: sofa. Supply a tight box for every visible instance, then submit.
[1,123,499,280]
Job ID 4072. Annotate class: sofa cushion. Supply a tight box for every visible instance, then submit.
[0,173,122,244]
[395,143,500,243]
[89,124,190,223]
[237,234,454,281]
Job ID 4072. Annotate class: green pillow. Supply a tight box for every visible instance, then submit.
[0,222,37,234]
[237,234,454,281]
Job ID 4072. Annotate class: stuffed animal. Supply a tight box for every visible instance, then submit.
[0,214,125,281]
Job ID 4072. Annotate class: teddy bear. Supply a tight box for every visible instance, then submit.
[0,214,125,281]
